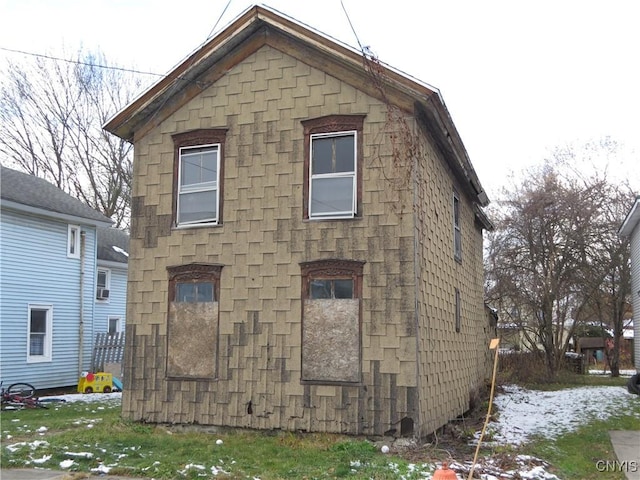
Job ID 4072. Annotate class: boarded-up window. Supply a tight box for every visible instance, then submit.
[166,263,222,379]
[300,259,365,383]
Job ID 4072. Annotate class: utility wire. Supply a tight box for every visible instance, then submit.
[340,0,366,54]
[0,0,234,84]
[142,0,234,126]
[0,46,163,77]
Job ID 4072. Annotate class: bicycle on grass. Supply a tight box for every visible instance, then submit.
[1,381,48,410]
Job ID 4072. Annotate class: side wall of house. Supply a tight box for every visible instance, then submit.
[122,45,420,435]
[412,127,494,437]
[94,264,128,334]
[631,224,640,371]
[0,210,98,389]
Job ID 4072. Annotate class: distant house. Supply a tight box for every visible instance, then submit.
[0,165,128,389]
[104,6,495,438]
[619,195,640,371]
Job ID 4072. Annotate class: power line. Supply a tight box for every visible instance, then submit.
[340,0,366,54]
[0,46,163,77]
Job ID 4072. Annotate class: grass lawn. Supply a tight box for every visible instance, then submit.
[1,374,638,479]
[0,397,434,479]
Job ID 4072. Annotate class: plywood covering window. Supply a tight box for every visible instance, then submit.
[166,263,222,379]
[301,115,365,220]
[300,259,365,384]
[172,129,227,228]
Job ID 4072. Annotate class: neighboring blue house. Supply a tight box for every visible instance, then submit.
[96,226,129,336]
[0,165,128,389]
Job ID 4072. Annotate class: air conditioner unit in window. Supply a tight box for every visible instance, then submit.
[97,288,110,300]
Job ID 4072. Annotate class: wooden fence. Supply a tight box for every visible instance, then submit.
[91,332,125,373]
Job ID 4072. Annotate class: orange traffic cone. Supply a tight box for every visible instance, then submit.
[432,462,458,480]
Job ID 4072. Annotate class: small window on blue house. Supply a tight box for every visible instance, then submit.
[108,316,121,334]
[68,225,80,259]
[97,268,110,301]
[28,304,53,363]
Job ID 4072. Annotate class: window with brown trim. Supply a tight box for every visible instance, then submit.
[300,259,365,383]
[172,129,227,227]
[166,263,222,379]
[301,115,365,220]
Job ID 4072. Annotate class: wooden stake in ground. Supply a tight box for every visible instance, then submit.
[468,338,500,480]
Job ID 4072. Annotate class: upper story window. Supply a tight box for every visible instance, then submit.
[68,225,80,258]
[172,129,227,228]
[309,132,356,218]
[96,268,110,301]
[302,115,365,220]
[453,191,462,262]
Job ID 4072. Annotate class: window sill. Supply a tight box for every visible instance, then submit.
[174,222,222,231]
[304,216,361,223]
[27,357,52,364]
[301,379,362,386]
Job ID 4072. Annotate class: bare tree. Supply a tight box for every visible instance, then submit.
[486,146,635,378]
[0,49,145,228]
[553,140,635,377]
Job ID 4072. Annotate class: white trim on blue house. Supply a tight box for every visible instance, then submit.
[27,303,53,363]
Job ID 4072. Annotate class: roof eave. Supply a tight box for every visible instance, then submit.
[619,196,640,237]
[1,199,113,228]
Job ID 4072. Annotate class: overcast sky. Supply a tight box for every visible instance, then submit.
[1,0,638,199]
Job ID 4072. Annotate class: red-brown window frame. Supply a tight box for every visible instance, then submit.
[171,129,228,227]
[167,263,223,303]
[301,115,365,220]
[300,259,365,299]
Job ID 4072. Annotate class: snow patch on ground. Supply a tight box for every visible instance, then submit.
[490,384,637,445]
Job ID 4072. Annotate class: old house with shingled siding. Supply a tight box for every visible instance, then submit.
[104,5,495,439]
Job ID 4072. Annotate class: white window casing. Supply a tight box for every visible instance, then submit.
[177,144,220,226]
[67,225,80,258]
[309,131,357,219]
[27,304,53,363]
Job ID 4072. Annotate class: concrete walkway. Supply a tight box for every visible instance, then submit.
[609,430,640,480]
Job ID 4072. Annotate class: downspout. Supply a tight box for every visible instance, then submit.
[79,230,86,378]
